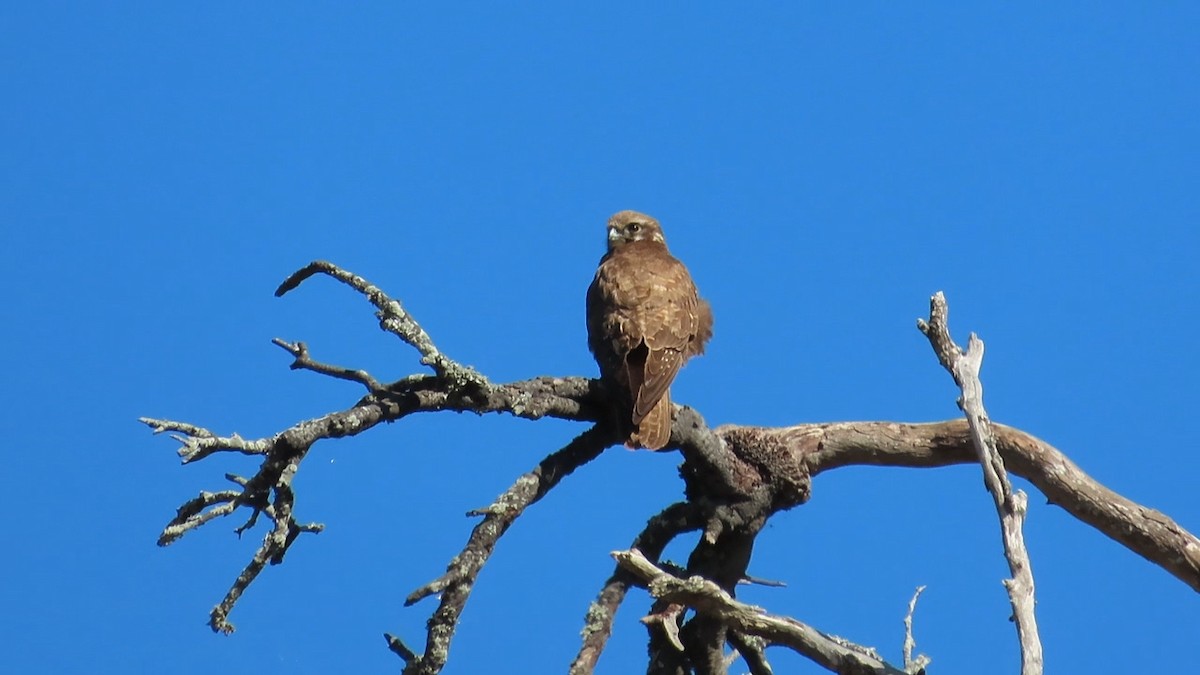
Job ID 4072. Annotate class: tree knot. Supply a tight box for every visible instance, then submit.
[719,426,811,510]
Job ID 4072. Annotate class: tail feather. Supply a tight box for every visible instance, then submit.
[628,391,672,450]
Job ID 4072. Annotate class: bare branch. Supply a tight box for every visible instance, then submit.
[720,420,1200,594]
[398,425,616,675]
[147,378,603,538]
[148,380,1200,647]
[673,521,760,675]
[384,633,419,666]
[727,631,773,675]
[274,260,489,388]
[157,488,242,546]
[640,604,687,652]
[902,586,930,674]
[139,417,269,464]
[147,265,1200,675]
[143,371,608,633]
[206,448,322,633]
[918,291,1042,674]
[739,574,787,589]
[614,549,909,675]
[270,338,382,392]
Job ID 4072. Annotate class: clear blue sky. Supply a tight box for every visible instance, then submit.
[3,4,1197,674]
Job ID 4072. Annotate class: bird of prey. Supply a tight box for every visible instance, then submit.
[586,210,713,450]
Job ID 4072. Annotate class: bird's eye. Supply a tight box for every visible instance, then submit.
[628,223,641,233]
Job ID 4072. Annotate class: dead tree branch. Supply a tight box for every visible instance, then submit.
[270,337,382,392]
[902,586,930,674]
[275,260,488,388]
[571,501,710,675]
[726,631,772,675]
[392,424,617,675]
[614,548,909,675]
[143,262,607,635]
[722,421,1200,594]
[141,418,270,464]
[918,291,1042,674]
[144,263,1200,674]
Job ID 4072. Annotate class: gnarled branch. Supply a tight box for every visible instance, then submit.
[719,420,1200,594]
[145,262,1200,675]
[394,424,616,675]
[614,548,909,675]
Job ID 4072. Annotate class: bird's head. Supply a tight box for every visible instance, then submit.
[607,210,666,251]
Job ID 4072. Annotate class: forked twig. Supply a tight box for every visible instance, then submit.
[275,260,489,389]
[918,291,1042,674]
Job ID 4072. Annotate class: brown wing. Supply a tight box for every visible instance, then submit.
[586,261,640,383]
[620,242,703,423]
[632,345,682,424]
[587,238,710,449]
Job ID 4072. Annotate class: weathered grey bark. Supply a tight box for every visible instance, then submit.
[918,291,1042,674]
[614,549,910,675]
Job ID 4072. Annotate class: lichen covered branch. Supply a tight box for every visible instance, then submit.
[140,418,270,464]
[570,502,710,674]
[270,337,382,391]
[144,262,610,636]
[144,371,609,634]
[395,425,616,675]
[146,263,1200,675]
[614,549,909,675]
[275,260,488,388]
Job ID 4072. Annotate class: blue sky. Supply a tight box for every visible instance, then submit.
[2,4,1197,674]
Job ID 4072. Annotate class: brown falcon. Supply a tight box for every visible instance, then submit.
[586,210,713,450]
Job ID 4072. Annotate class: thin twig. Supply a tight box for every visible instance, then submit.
[145,416,329,631]
[158,489,242,546]
[738,574,787,588]
[139,417,270,463]
[207,449,322,632]
[727,631,773,675]
[275,260,489,388]
[902,585,930,674]
[271,338,382,392]
[918,291,1043,675]
[143,372,607,633]
[383,633,418,665]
